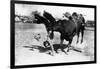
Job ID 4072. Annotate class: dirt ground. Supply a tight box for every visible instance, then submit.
[15,23,95,65]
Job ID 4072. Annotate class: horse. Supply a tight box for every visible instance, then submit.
[49,12,85,52]
[63,12,85,43]
[43,11,56,26]
[34,11,85,54]
[51,19,76,52]
[72,12,85,43]
[43,11,76,53]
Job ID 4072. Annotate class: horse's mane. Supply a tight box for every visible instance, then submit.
[43,11,56,24]
[34,14,50,27]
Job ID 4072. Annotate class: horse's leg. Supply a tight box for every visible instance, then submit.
[60,39,67,54]
[60,34,68,54]
[60,34,65,50]
[60,34,64,45]
[76,32,80,43]
[49,39,55,56]
[50,40,55,56]
[67,38,73,52]
[81,27,84,43]
[46,34,49,40]
[45,30,54,56]
[61,48,68,55]
[46,30,49,40]
[75,26,80,44]
[60,38,64,48]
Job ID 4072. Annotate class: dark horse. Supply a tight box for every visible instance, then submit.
[34,11,85,54]
[48,12,85,52]
[53,19,76,52]
[42,11,76,53]
[72,12,85,43]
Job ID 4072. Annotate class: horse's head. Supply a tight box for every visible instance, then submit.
[72,12,79,20]
[63,12,71,19]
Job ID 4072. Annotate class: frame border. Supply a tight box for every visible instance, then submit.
[10,0,97,69]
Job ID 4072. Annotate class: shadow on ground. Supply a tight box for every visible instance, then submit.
[23,44,82,55]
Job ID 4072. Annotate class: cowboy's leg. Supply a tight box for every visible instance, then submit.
[67,37,73,52]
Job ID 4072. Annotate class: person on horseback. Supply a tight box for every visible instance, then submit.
[72,12,85,43]
[63,12,72,20]
[79,14,86,29]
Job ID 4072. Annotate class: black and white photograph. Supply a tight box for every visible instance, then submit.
[11,0,96,68]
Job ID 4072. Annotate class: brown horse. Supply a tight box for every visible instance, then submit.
[52,19,76,52]
[49,12,85,52]
[34,11,85,54]
[72,12,85,43]
[63,12,85,43]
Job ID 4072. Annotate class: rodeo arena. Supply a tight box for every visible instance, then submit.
[15,4,95,65]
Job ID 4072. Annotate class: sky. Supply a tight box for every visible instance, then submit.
[15,4,95,21]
